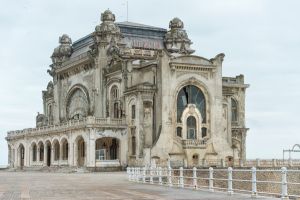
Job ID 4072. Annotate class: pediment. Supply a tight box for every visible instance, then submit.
[170,55,214,67]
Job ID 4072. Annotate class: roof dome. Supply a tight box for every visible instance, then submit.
[169,17,184,29]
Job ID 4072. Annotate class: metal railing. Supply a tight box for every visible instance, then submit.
[127,166,300,199]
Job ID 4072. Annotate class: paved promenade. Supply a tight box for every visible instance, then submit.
[0,171,276,200]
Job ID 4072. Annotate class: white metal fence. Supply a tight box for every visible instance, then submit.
[127,166,300,199]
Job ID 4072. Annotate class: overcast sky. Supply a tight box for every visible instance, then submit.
[1,0,300,165]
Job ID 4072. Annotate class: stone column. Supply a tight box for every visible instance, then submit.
[25,144,30,167]
[71,141,76,167]
[14,148,18,168]
[87,128,96,167]
[51,146,54,165]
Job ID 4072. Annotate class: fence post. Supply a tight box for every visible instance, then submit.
[168,166,173,187]
[209,167,214,192]
[193,167,197,189]
[134,167,138,182]
[130,167,133,181]
[228,167,233,195]
[158,167,162,185]
[281,167,288,199]
[132,167,135,181]
[150,166,153,184]
[127,167,130,180]
[251,167,257,197]
[142,167,146,183]
[179,167,184,188]
[138,167,141,182]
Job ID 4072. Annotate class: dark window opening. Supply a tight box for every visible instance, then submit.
[201,127,207,138]
[177,127,182,137]
[131,105,136,119]
[177,85,206,123]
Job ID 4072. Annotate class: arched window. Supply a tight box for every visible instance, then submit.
[32,144,37,162]
[66,88,89,120]
[177,85,206,122]
[231,98,238,122]
[187,116,197,139]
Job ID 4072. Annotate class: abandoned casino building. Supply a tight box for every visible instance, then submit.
[6,9,249,170]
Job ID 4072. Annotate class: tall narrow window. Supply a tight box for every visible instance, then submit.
[201,127,207,138]
[132,136,136,155]
[131,105,136,119]
[231,99,238,122]
[177,127,182,137]
[187,116,197,139]
[131,128,136,155]
[111,85,120,119]
[114,102,119,118]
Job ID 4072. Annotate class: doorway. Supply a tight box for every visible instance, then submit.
[77,138,85,167]
[47,145,51,166]
[19,144,25,169]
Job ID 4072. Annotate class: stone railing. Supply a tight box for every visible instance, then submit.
[6,116,127,139]
[182,139,206,149]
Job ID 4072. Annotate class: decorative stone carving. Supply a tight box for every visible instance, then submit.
[94,10,121,43]
[42,81,54,100]
[107,38,121,67]
[51,34,72,64]
[36,112,47,127]
[164,18,194,54]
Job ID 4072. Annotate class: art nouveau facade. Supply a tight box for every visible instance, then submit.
[6,10,249,170]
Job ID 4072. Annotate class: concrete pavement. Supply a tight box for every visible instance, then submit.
[0,171,276,200]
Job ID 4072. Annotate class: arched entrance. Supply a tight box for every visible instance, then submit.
[31,142,37,163]
[95,137,119,161]
[61,138,69,161]
[45,141,51,167]
[76,136,85,167]
[53,139,60,162]
[38,142,44,162]
[18,144,25,169]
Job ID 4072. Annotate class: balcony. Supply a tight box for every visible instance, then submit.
[182,139,207,149]
[6,117,127,140]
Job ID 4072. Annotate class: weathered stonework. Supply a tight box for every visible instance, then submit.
[6,9,249,169]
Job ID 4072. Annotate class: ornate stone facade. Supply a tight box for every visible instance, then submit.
[6,10,249,169]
